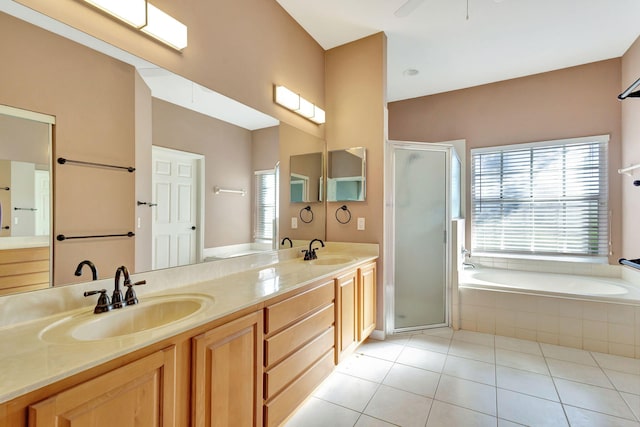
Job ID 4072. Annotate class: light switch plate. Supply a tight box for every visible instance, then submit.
[357,217,365,230]
[291,217,298,229]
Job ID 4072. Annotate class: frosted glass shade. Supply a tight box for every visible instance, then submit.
[274,86,300,111]
[142,4,188,50]
[83,0,147,28]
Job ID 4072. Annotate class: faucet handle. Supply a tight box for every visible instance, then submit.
[124,280,146,306]
[84,289,112,314]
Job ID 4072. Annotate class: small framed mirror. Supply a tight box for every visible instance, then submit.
[289,152,323,203]
[327,147,366,202]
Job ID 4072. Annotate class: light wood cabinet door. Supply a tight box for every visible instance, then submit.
[28,346,177,427]
[335,270,358,363]
[192,311,263,427]
[358,262,377,342]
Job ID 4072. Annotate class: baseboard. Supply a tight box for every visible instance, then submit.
[369,329,385,341]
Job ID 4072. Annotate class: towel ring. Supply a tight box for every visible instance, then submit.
[335,205,352,224]
[299,205,314,224]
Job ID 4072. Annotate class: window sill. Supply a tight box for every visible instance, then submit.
[472,252,608,265]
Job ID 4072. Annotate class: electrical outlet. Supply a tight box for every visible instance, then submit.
[357,217,365,230]
[137,217,141,229]
[291,217,298,229]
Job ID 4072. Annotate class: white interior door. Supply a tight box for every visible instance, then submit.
[152,147,202,270]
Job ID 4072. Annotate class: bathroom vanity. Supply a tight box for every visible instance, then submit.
[0,244,377,426]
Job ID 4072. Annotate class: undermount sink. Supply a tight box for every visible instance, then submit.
[40,293,214,343]
[308,255,356,266]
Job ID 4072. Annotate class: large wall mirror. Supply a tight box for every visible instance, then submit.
[0,6,326,294]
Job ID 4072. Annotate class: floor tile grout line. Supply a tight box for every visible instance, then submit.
[541,343,573,426]
[493,338,499,423]
[295,329,640,426]
[562,403,640,425]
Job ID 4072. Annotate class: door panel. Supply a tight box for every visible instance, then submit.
[392,145,449,330]
[152,147,200,269]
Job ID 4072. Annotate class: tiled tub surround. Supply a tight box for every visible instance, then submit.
[459,258,640,358]
[0,242,378,403]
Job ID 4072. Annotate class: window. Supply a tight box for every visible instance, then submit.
[471,135,609,260]
[254,170,276,244]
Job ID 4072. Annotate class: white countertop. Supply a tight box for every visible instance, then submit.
[0,242,378,403]
[0,235,49,250]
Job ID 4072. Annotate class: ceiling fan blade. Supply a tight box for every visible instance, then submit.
[394,0,425,18]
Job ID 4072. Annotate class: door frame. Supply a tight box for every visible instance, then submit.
[151,146,205,267]
[384,140,460,335]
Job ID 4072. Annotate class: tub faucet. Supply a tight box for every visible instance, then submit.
[281,237,293,248]
[461,248,476,269]
[75,260,98,281]
[303,238,325,260]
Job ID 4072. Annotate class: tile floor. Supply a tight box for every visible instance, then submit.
[285,328,640,426]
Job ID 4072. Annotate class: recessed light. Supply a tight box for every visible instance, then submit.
[403,68,419,76]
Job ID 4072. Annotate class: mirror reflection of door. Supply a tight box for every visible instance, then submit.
[152,147,203,270]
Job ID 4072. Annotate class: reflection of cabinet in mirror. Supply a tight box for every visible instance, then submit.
[327,147,366,202]
[289,152,323,203]
[0,106,53,295]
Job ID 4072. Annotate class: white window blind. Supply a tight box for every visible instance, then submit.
[471,136,609,259]
[254,170,276,244]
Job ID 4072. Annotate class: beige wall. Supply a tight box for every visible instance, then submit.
[252,127,279,172]
[325,33,387,328]
[621,37,640,257]
[1,12,136,285]
[14,0,326,140]
[152,99,254,248]
[389,59,623,264]
[134,72,153,274]
[0,115,49,165]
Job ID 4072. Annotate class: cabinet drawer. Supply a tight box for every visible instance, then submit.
[264,350,334,427]
[265,279,334,335]
[264,326,334,400]
[265,303,334,368]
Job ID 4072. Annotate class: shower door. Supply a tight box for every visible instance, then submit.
[387,142,453,332]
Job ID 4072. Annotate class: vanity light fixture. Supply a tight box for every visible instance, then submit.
[274,85,326,124]
[142,3,188,50]
[83,0,147,28]
[82,0,188,50]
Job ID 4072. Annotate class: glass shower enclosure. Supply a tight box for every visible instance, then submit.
[385,141,460,333]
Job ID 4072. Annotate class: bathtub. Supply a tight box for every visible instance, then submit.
[457,267,640,358]
[460,268,640,303]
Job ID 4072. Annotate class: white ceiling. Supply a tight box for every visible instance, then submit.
[276,0,640,102]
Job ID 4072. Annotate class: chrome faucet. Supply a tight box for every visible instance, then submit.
[281,237,293,248]
[303,238,325,260]
[461,248,476,269]
[75,260,98,281]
